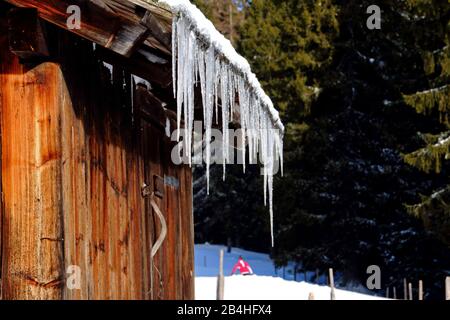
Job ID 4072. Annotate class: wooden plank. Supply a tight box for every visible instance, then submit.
[418,280,423,300]
[403,278,407,300]
[143,38,171,56]
[96,46,172,87]
[141,10,171,50]
[446,276,450,300]
[105,19,150,57]
[162,130,185,299]
[181,162,194,299]
[217,249,224,300]
[0,12,4,298]
[51,30,153,300]
[148,124,165,300]
[329,268,335,300]
[0,37,64,299]
[163,154,176,299]
[5,0,119,46]
[3,0,166,57]
[126,0,172,22]
[7,8,49,59]
[89,0,117,14]
[408,282,413,300]
[135,86,168,128]
[60,59,91,300]
[0,13,3,301]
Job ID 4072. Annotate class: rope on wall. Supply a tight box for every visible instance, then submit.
[149,192,167,299]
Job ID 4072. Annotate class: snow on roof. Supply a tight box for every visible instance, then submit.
[159,0,284,133]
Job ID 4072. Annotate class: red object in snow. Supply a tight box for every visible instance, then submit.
[231,256,253,275]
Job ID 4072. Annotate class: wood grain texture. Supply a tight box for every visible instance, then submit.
[3,0,171,57]
[0,28,64,300]
[7,8,49,59]
[0,25,194,300]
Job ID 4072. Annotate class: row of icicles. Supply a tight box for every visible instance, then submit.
[171,12,284,246]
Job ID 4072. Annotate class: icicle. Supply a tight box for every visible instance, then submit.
[237,76,247,173]
[176,16,185,141]
[165,117,171,138]
[275,130,284,176]
[267,122,275,247]
[220,61,230,180]
[186,30,196,166]
[229,70,236,123]
[204,46,215,194]
[198,46,207,121]
[163,6,285,247]
[172,17,177,98]
[261,113,268,206]
[214,58,221,125]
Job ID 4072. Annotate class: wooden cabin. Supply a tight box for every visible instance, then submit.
[0,0,196,300]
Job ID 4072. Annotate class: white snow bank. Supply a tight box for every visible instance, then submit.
[195,276,388,300]
[195,244,387,300]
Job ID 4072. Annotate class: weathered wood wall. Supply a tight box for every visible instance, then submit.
[0,17,194,300]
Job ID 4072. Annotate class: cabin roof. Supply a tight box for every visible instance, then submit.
[4,0,173,55]
[2,0,283,133]
[3,0,174,87]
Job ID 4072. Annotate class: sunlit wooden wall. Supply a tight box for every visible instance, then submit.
[0,18,194,300]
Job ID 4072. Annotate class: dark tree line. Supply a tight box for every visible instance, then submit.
[193,0,450,299]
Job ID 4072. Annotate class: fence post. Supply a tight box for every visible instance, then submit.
[386,287,390,298]
[418,280,423,300]
[216,249,224,300]
[393,286,397,300]
[329,268,336,300]
[408,282,413,300]
[316,268,320,284]
[403,278,408,300]
[445,276,450,300]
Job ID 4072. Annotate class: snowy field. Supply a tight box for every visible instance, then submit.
[195,243,387,300]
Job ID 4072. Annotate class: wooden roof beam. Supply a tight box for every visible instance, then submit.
[96,46,172,88]
[125,0,172,22]
[7,8,49,60]
[140,10,171,51]
[3,0,169,58]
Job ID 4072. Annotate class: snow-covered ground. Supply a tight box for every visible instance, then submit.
[195,243,387,300]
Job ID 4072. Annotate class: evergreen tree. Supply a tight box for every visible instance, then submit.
[191,0,247,45]
[398,1,450,246]
[193,0,450,298]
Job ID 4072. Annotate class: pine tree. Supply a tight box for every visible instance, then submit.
[239,0,339,119]
[191,0,247,45]
[238,0,450,298]
[399,1,450,246]
[192,0,450,298]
